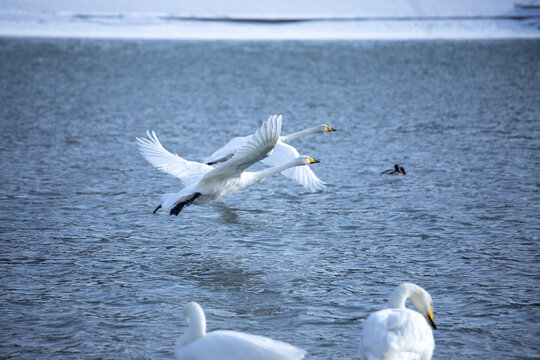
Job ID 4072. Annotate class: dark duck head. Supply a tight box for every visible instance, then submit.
[381,164,406,175]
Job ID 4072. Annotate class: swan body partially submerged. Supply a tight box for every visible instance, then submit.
[359,283,436,360]
[137,115,319,215]
[175,302,306,360]
[204,123,335,192]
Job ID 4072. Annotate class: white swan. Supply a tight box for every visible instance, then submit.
[136,115,320,215]
[203,123,335,192]
[175,302,306,360]
[359,283,436,360]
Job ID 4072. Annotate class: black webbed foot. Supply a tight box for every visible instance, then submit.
[169,193,201,216]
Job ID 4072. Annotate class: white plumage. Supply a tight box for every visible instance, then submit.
[136,115,320,215]
[136,130,213,187]
[203,123,335,192]
[175,302,306,360]
[359,283,436,360]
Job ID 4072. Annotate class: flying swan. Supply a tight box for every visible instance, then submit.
[175,302,306,360]
[136,115,319,215]
[359,283,436,360]
[203,122,335,192]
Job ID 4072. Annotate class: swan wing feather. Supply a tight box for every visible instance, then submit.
[203,136,250,164]
[176,330,305,360]
[137,130,213,186]
[202,115,282,181]
[359,309,434,360]
[262,142,325,192]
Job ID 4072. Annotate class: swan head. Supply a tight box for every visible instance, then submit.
[298,155,320,165]
[175,302,207,355]
[389,283,436,330]
[318,124,336,132]
[184,302,205,325]
[182,302,207,341]
[407,284,436,330]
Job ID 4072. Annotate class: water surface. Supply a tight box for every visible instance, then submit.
[0,39,539,359]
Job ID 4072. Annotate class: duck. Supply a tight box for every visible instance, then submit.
[358,283,436,360]
[381,164,406,175]
[203,123,336,192]
[175,302,306,360]
[136,115,320,215]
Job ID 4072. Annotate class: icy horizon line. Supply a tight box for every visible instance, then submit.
[1,9,539,41]
[4,11,540,22]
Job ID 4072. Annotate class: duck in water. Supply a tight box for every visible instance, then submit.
[381,164,406,175]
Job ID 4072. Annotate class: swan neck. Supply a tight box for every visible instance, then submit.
[187,305,206,340]
[280,126,320,143]
[251,158,302,184]
[388,284,412,309]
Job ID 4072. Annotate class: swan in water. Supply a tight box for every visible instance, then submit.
[137,115,319,215]
[359,283,436,360]
[203,123,336,192]
[381,164,406,175]
[175,302,306,360]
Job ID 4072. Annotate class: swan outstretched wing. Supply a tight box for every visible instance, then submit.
[137,130,213,185]
[203,136,250,164]
[262,142,325,192]
[203,115,282,181]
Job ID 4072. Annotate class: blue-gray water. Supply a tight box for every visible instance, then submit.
[0,38,539,359]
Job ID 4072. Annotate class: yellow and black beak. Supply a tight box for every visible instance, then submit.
[326,125,336,132]
[426,307,437,330]
[308,157,320,164]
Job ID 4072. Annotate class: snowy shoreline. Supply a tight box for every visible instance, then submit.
[1,16,539,40]
[1,0,539,40]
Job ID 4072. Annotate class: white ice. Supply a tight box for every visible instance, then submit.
[0,0,539,39]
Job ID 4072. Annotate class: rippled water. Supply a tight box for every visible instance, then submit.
[0,38,539,359]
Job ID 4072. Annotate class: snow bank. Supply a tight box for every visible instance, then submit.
[0,0,539,39]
